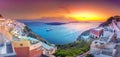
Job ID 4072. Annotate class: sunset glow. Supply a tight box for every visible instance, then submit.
[66,12,104,21]
[0,0,120,22]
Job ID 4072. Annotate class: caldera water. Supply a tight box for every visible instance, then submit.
[23,21,100,45]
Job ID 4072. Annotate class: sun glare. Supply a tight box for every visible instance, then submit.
[66,12,102,21]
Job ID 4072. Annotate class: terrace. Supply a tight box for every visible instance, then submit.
[0,42,16,57]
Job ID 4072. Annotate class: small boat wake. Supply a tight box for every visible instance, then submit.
[46,28,54,32]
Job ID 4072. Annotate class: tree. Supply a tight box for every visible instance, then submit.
[86,54,94,57]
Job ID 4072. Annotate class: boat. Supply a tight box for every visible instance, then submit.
[46,28,53,32]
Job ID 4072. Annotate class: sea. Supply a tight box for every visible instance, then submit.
[23,21,100,45]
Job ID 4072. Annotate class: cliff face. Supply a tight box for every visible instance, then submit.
[0,18,49,44]
[77,16,120,41]
[23,26,49,44]
[99,16,120,27]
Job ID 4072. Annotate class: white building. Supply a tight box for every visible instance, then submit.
[90,40,116,57]
[90,18,120,57]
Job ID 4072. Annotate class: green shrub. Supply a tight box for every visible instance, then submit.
[86,54,94,57]
[54,39,91,57]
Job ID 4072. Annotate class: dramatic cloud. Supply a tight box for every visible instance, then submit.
[0,0,120,20]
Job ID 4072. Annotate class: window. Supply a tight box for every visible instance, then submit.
[95,41,97,44]
[20,44,23,46]
[100,43,104,45]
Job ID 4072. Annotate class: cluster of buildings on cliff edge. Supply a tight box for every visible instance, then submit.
[89,16,120,57]
[0,16,56,57]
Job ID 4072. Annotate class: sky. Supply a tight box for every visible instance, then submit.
[0,0,120,22]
